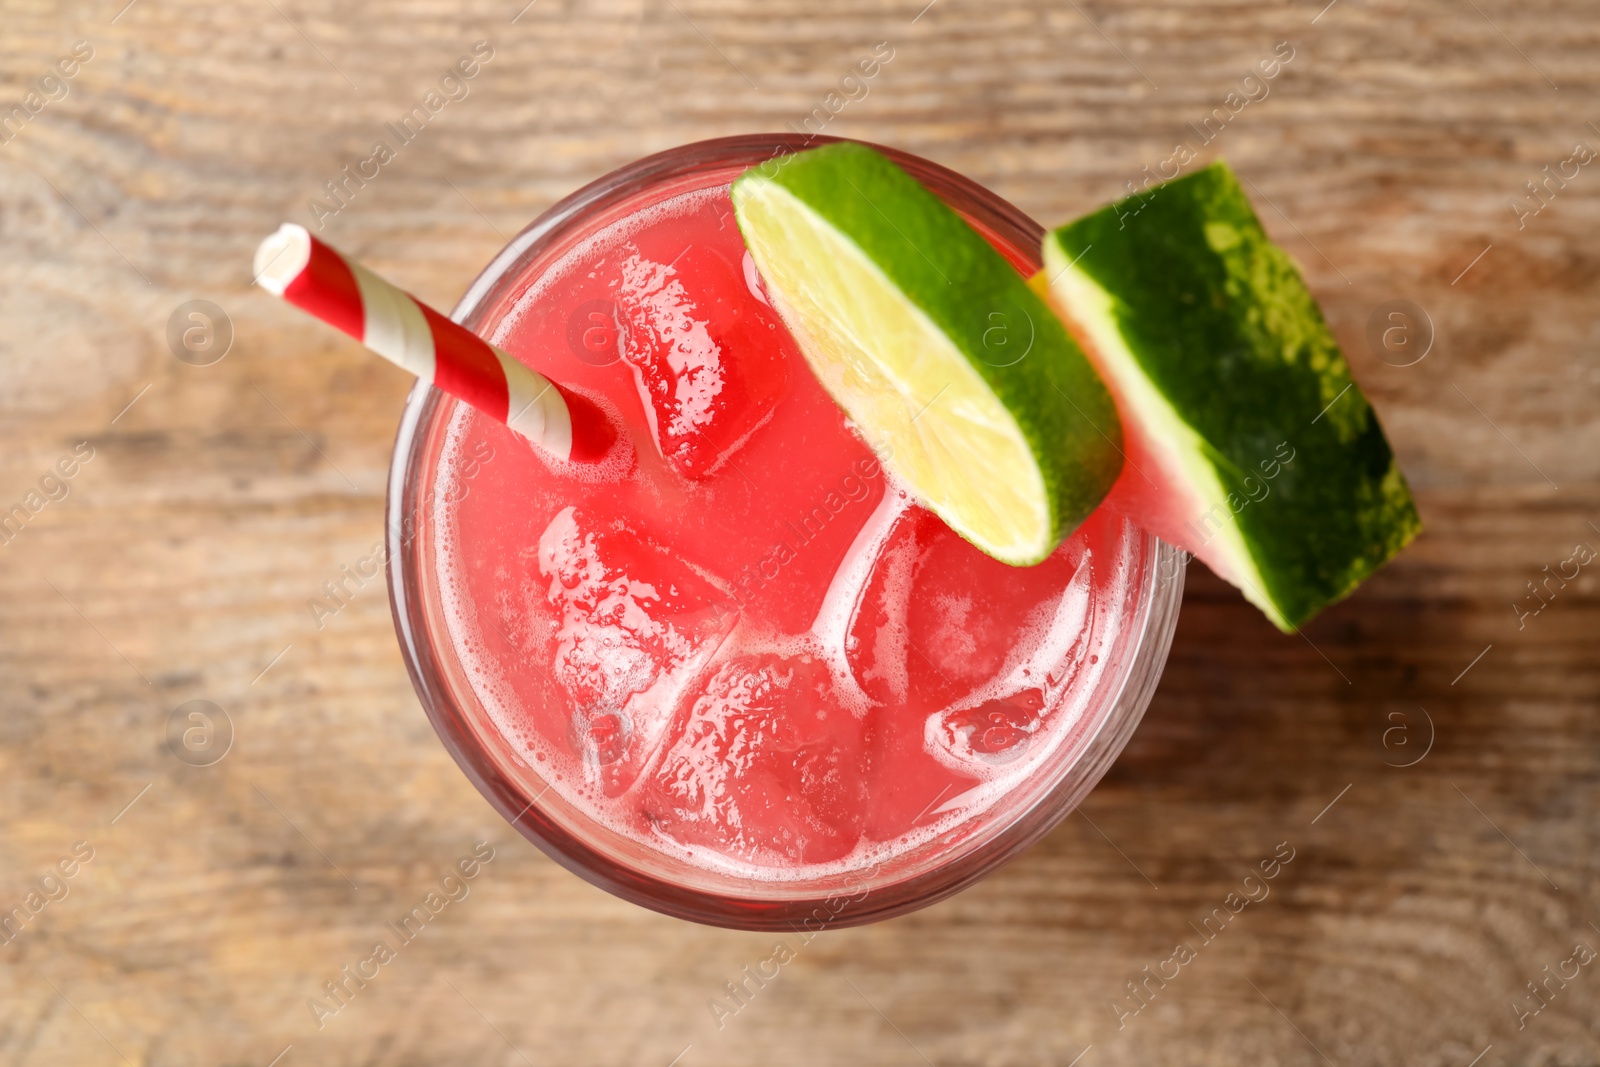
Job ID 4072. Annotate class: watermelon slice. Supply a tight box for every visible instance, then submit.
[1039,161,1420,631]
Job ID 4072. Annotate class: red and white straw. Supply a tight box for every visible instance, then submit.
[254,223,611,462]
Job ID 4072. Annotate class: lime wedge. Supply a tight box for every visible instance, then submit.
[732,143,1123,566]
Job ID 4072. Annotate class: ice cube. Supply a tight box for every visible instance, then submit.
[903,522,1091,709]
[614,244,788,478]
[930,689,1048,766]
[644,654,866,867]
[844,508,931,706]
[923,554,1095,775]
[537,506,737,795]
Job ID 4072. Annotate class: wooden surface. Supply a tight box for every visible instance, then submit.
[2,0,1596,1064]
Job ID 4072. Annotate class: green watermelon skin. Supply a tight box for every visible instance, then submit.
[1042,161,1420,631]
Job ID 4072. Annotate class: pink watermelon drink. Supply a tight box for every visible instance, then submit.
[388,137,1183,927]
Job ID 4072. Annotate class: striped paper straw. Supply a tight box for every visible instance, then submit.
[254,223,612,463]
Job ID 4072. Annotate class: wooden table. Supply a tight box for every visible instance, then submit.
[1,0,1594,1063]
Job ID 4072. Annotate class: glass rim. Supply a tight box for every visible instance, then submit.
[385,133,1186,929]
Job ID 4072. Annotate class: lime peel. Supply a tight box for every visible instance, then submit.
[733,142,1123,566]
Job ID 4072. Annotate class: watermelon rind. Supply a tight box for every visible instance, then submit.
[1042,161,1420,631]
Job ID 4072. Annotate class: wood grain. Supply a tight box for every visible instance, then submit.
[1,0,1597,1063]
